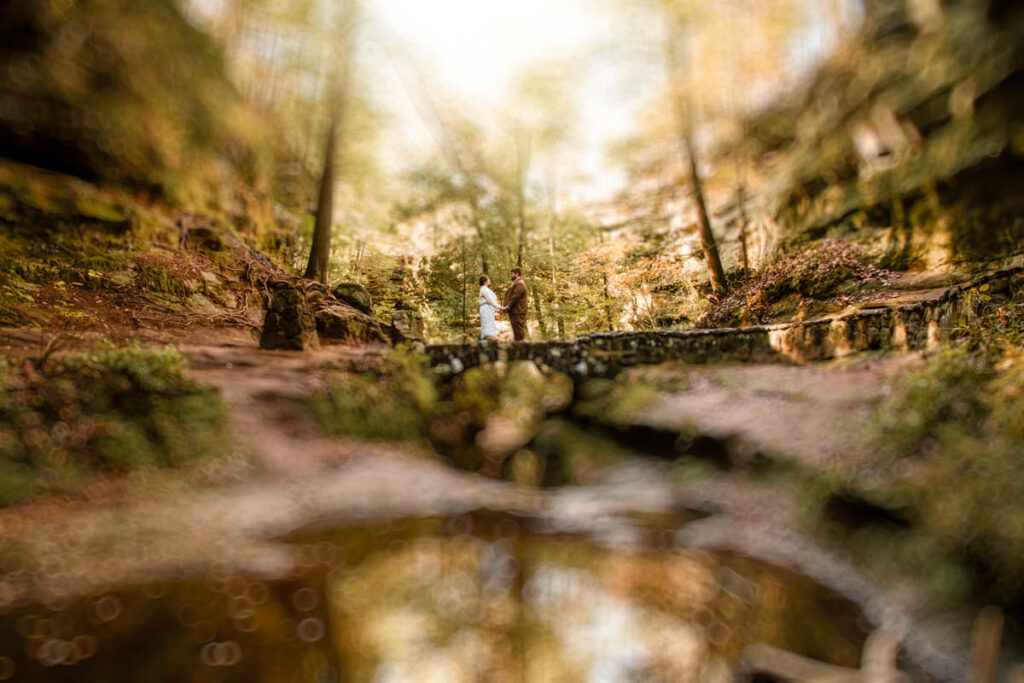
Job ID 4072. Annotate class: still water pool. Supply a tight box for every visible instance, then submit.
[0,512,869,682]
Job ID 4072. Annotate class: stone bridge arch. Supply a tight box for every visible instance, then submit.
[424,327,782,381]
[422,267,1020,379]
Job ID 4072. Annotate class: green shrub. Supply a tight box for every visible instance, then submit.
[0,345,229,505]
[866,342,1024,599]
[871,347,992,457]
[570,370,683,428]
[310,349,437,443]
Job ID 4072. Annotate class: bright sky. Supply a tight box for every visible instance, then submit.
[371,0,603,106]
[365,0,654,201]
[365,0,862,203]
[185,0,861,202]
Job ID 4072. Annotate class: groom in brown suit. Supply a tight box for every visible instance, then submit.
[502,267,528,341]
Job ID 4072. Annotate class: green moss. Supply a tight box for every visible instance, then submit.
[530,418,628,485]
[310,349,437,443]
[450,363,572,425]
[419,362,575,474]
[72,195,129,224]
[133,210,177,246]
[572,375,659,427]
[0,255,133,293]
[0,0,268,209]
[870,347,992,457]
[136,265,190,297]
[764,460,975,606]
[861,333,1024,599]
[0,345,230,505]
[669,457,719,484]
[0,232,23,257]
[845,526,972,604]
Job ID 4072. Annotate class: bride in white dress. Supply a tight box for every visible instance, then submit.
[478,275,502,340]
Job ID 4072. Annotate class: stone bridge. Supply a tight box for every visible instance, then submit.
[424,267,1022,380]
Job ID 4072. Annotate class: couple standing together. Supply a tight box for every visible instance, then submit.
[479,268,528,341]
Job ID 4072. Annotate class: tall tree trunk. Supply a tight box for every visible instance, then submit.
[684,134,728,296]
[546,171,564,339]
[534,293,546,338]
[300,59,325,195]
[303,1,355,284]
[597,232,614,331]
[304,104,338,283]
[470,217,488,275]
[353,242,364,276]
[516,204,525,269]
[550,236,564,338]
[666,18,728,297]
[262,28,284,112]
[602,270,613,331]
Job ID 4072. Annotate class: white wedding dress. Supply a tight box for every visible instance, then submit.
[479,286,500,339]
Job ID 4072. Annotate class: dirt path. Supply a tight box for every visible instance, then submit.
[622,352,925,469]
[182,341,387,472]
[0,310,989,682]
[0,327,976,679]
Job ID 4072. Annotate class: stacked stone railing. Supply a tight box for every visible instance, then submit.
[425,267,1023,379]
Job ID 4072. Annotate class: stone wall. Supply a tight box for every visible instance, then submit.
[425,267,1023,379]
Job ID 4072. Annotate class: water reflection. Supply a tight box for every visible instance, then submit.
[0,513,868,682]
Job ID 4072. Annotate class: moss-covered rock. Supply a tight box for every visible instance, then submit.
[315,305,369,344]
[0,0,267,210]
[331,282,373,314]
[391,308,425,343]
[259,284,319,351]
[309,349,437,443]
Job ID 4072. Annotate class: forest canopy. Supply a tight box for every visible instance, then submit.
[1,0,874,341]
[2,0,1021,342]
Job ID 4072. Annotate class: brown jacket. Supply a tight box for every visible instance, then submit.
[503,278,528,319]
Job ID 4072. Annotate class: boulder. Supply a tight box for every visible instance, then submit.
[260,284,319,350]
[305,285,387,344]
[391,308,425,343]
[331,282,373,314]
[316,303,370,344]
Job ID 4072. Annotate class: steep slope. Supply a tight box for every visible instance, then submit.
[749,0,1024,269]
